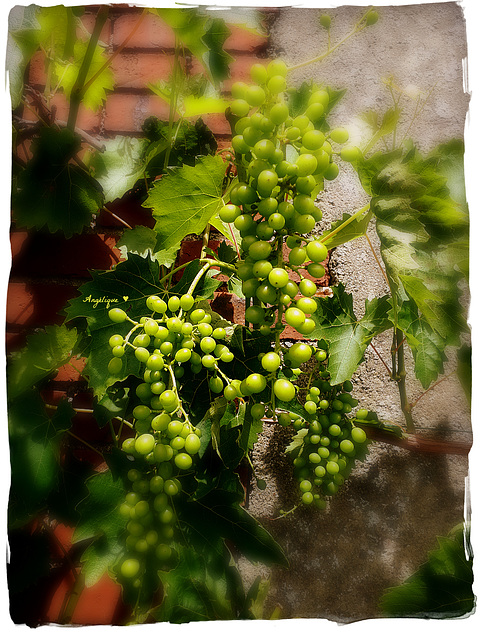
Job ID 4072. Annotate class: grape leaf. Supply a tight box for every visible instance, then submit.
[117,226,180,268]
[64,254,162,397]
[318,208,373,250]
[73,471,125,587]
[177,487,288,567]
[8,391,74,527]
[456,344,471,405]
[380,526,474,618]
[13,127,103,237]
[7,5,42,108]
[55,40,114,112]
[309,284,392,385]
[90,136,147,203]
[202,18,233,84]
[8,325,78,400]
[156,7,208,63]
[144,155,227,252]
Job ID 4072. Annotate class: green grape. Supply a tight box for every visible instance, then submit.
[340,439,355,454]
[365,9,379,25]
[135,434,155,455]
[296,297,317,314]
[267,75,287,94]
[304,401,317,415]
[249,240,272,261]
[133,334,150,348]
[287,343,312,364]
[254,139,276,160]
[268,213,286,230]
[231,99,250,117]
[112,345,125,357]
[256,221,274,240]
[231,81,248,99]
[237,184,258,205]
[245,305,265,324]
[242,126,263,147]
[250,63,268,84]
[168,296,180,313]
[244,373,267,394]
[285,126,300,141]
[242,278,259,298]
[175,348,192,363]
[278,201,295,220]
[267,59,287,78]
[246,85,266,107]
[268,268,289,289]
[302,130,325,150]
[285,306,306,328]
[197,322,213,337]
[184,434,201,456]
[293,194,315,215]
[109,334,124,348]
[273,379,296,402]
[288,246,307,266]
[295,175,316,195]
[324,163,339,181]
[355,408,369,420]
[296,153,317,177]
[306,102,325,122]
[293,115,310,132]
[257,169,278,194]
[234,214,255,232]
[351,427,367,443]
[201,354,216,369]
[108,357,123,375]
[256,282,277,304]
[257,197,278,216]
[261,351,281,372]
[293,213,316,234]
[159,341,173,356]
[306,240,327,263]
[301,491,314,505]
[109,308,127,323]
[307,263,326,278]
[309,89,329,107]
[340,145,361,162]
[299,278,317,296]
[282,280,299,299]
[269,103,289,125]
[320,14,331,29]
[152,298,167,314]
[329,128,349,144]
[209,376,224,394]
[120,558,140,579]
[146,354,164,371]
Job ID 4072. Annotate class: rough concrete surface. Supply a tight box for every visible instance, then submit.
[241,3,472,622]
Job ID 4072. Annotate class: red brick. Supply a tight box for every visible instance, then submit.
[11,232,122,278]
[54,358,87,383]
[28,50,46,85]
[50,93,102,132]
[6,281,80,328]
[200,113,231,136]
[96,194,155,227]
[111,52,174,90]
[112,11,175,49]
[224,25,268,52]
[103,93,169,133]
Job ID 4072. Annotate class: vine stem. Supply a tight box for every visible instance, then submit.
[286,6,373,72]
[58,571,86,625]
[364,232,389,285]
[67,5,109,131]
[395,328,415,433]
[102,206,133,229]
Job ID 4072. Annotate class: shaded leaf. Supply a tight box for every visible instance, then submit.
[319,208,373,250]
[309,284,392,385]
[201,18,233,85]
[8,325,78,400]
[117,226,180,268]
[13,127,103,237]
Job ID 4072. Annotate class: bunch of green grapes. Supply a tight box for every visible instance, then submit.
[221,59,352,338]
[281,363,369,510]
[108,294,239,584]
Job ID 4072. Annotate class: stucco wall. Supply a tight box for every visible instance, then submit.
[243,3,472,621]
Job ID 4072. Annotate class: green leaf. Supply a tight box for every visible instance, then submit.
[179,488,288,567]
[309,285,392,385]
[7,6,42,108]
[239,403,263,452]
[144,155,227,252]
[74,471,125,587]
[117,226,180,268]
[319,208,373,250]
[8,391,74,527]
[157,7,208,61]
[55,40,114,111]
[183,95,229,118]
[64,254,162,397]
[8,325,78,400]
[90,136,147,203]
[201,18,233,85]
[171,259,221,300]
[380,525,474,618]
[13,127,103,237]
[456,344,471,405]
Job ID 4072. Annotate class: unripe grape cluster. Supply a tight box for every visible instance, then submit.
[282,369,369,510]
[222,59,351,337]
